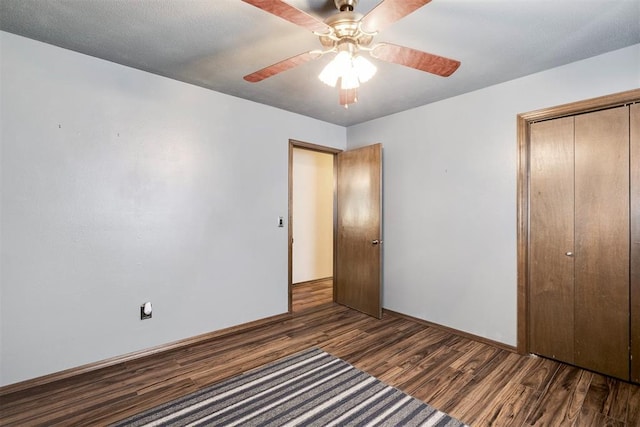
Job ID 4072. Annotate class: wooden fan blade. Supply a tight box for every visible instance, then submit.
[361,0,432,33]
[339,88,358,107]
[244,51,318,83]
[371,43,460,77]
[242,0,331,33]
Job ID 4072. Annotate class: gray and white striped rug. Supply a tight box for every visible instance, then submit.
[113,347,469,426]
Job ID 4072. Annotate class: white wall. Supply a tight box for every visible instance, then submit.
[2,29,637,387]
[348,44,640,346]
[292,148,333,283]
[0,31,346,386]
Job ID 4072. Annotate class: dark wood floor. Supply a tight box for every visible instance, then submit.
[1,281,639,426]
[292,277,333,312]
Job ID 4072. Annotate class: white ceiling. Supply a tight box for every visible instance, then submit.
[1,0,638,126]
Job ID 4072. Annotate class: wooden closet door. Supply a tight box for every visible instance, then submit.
[574,106,630,380]
[631,102,640,383]
[529,117,575,364]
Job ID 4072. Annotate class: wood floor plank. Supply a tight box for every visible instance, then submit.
[414,366,474,403]
[381,345,457,391]
[525,364,592,426]
[473,384,538,427]
[577,408,626,427]
[449,352,533,422]
[1,285,638,427]
[358,326,451,376]
[583,373,630,422]
[470,354,557,426]
[519,355,559,392]
[399,346,464,394]
[627,383,640,425]
[292,278,333,312]
[449,340,503,375]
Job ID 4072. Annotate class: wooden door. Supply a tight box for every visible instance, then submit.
[528,106,631,380]
[529,117,575,365]
[631,102,640,383]
[574,106,630,380]
[335,144,382,318]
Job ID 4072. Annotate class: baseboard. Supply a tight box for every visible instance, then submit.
[384,309,517,353]
[292,276,332,287]
[0,312,292,397]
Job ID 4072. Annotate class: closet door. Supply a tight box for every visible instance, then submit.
[631,103,640,383]
[529,117,575,364]
[574,106,629,380]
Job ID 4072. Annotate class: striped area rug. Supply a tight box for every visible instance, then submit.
[113,348,469,426]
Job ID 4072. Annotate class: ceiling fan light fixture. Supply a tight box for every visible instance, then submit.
[340,67,360,89]
[319,50,350,87]
[353,55,376,83]
[318,50,377,91]
[318,60,340,87]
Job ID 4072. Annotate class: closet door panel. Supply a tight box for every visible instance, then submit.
[529,117,575,364]
[631,102,640,384]
[574,106,630,380]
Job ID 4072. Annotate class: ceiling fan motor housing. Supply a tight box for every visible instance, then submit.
[319,10,373,49]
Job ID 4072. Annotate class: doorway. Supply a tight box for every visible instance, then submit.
[288,140,384,317]
[288,140,341,313]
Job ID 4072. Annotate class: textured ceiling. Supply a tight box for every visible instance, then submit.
[1,0,639,126]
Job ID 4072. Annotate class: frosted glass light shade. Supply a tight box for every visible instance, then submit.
[318,60,340,87]
[319,51,351,87]
[318,51,377,89]
[341,67,360,89]
[353,56,377,83]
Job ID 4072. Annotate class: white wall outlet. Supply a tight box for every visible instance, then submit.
[140,302,152,320]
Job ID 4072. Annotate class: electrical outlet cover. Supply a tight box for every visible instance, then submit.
[140,304,152,320]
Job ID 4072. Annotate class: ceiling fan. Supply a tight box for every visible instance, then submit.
[242,0,461,107]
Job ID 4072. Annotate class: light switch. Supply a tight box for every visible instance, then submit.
[278,216,284,227]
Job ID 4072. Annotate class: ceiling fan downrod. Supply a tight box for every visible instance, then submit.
[335,0,357,12]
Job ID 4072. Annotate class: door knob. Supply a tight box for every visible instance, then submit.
[372,239,382,245]
[565,251,574,257]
